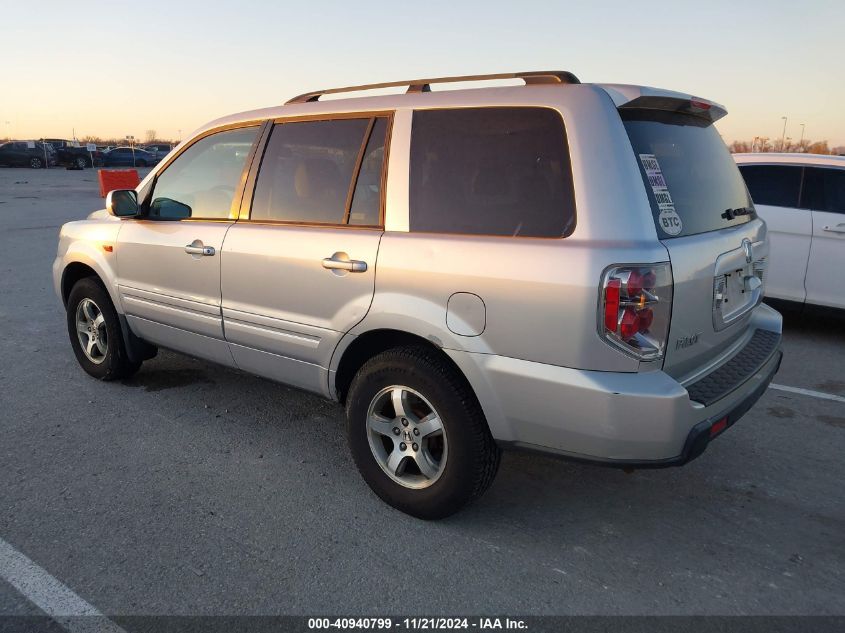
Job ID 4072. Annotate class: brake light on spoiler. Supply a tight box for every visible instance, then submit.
[618,95,727,123]
[599,264,673,361]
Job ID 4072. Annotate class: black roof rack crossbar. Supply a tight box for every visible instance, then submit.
[285,70,580,105]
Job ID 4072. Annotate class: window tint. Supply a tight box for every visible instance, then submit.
[624,112,754,238]
[409,108,575,238]
[737,165,802,208]
[800,167,845,214]
[348,118,387,226]
[251,118,379,224]
[149,127,258,220]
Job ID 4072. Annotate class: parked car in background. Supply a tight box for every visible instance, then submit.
[735,153,845,310]
[0,141,57,168]
[43,139,99,168]
[142,143,173,160]
[100,147,159,167]
[54,71,782,518]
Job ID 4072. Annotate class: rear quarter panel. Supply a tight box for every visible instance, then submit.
[352,84,667,372]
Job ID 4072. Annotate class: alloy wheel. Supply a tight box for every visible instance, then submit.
[75,298,108,364]
[366,385,448,489]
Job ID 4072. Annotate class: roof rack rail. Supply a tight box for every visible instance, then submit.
[285,70,580,105]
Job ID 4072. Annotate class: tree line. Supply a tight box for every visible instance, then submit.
[729,137,835,154]
[78,130,176,146]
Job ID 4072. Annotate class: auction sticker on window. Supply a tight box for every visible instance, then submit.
[639,153,683,236]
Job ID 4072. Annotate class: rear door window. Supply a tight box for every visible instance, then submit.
[623,111,754,238]
[409,107,576,238]
[738,165,802,208]
[800,167,845,214]
[348,118,388,226]
[251,116,388,226]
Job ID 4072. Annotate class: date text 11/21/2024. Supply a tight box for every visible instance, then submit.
[307,617,528,630]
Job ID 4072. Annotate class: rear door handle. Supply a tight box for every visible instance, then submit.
[823,224,845,234]
[184,241,215,256]
[322,252,367,273]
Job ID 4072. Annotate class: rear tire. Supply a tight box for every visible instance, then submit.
[29,157,43,169]
[346,346,500,519]
[66,278,142,381]
[75,156,87,169]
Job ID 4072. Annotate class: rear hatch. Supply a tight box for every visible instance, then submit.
[619,96,767,379]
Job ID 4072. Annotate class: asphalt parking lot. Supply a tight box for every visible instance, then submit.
[0,167,843,619]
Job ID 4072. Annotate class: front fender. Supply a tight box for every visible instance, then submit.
[54,219,123,311]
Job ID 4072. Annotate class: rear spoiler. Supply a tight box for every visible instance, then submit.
[618,95,727,124]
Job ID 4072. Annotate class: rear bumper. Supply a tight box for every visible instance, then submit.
[671,348,782,467]
[446,313,782,465]
[529,347,781,469]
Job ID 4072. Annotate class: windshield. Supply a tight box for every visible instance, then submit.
[623,111,754,238]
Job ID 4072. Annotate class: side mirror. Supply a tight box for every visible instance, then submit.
[105,189,139,217]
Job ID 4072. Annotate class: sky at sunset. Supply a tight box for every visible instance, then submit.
[2,0,842,146]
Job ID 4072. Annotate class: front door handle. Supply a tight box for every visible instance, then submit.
[823,224,845,234]
[322,252,367,273]
[184,241,215,256]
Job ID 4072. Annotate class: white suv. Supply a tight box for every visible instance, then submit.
[54,71,782,518]
[734,153,845,310]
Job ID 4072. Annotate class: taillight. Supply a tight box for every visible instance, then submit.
[600,263,673,360]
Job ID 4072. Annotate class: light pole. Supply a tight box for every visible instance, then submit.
[799,123,806,150]
[3,121,9,141]
[126,135,136,167]
[780,116,788,152]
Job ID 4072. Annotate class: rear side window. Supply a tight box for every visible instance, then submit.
[738,165,802,208]
[251,116,388,226]
[623,111,754,238]
[409,107,575,238]
[801,167,845,214]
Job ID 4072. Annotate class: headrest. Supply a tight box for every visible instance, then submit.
[294,158,341,198]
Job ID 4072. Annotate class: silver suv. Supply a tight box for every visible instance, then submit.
[53,71,783,518]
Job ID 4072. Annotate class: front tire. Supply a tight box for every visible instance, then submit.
[75,156,87,169]
[29,157,43,169]
[346,346,500,519]
[66,278,141,380]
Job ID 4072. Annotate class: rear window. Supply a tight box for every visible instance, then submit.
[409,107,575,238]
[737,165,802,208]
[623,111,754,238]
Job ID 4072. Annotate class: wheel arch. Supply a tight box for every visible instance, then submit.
[61,261,105,307]
[332,329,477,407]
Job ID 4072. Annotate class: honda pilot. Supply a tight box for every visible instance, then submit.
[53,71,783,518]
